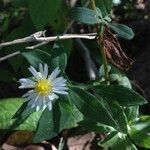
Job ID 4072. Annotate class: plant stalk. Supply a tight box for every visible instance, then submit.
[99,24,109,81]
[90,0,109,81]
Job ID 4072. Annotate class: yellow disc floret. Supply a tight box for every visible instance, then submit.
[35,79,52,96]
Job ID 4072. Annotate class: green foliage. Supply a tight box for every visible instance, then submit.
[99,131,120,147]
[103,101,128,133]
[108,23,135,40]
[95,85,147,106]
[129,116,150,149]
[125,106,139,123]
[79,118,114,133]
[70,7,101,24]
[98,111,150,150]
[0,0,149,149]
[99,132,137,150]
[96,0,113,16]
[22,41,67,71]
[110,73,132,89]
[70,86,125,132]
[71,5,134,41]
[50,41,67,71]
[22,49,51,69]
[111,135,137,150]
[0,98,41,131]
[33,95,82,142]
[28,0,61,30]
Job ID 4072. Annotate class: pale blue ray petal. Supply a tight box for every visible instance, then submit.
[44,64,48,79]
[53,90,68,95]
[19,78,35,85]
[35,98,43,111]
[52,77,66,85]
[28,94,39,106]
[48,93,59,100]
[47,101,52,111]
[48,67,60,81]
[28,66,40,79]
[53,83,67,87]
[23,92,37,101]
[53,86,68,90]
[19,84,35,89]
[39,63,44,75]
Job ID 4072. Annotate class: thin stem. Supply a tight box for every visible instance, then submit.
[0,51,20,62]
[90,0,96,9]
[90,0,109,81]
[0,32,96,49]
[99,24,109,81]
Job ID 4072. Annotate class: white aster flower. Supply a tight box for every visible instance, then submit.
[19,64,68,111]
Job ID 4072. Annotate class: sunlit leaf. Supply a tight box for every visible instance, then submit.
[0,98,41,131]
[129,116,150,149]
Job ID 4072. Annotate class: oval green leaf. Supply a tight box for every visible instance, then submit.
[95,85,147,106]
[70,7,101,25]
[70,87,122,131]
[108,23,135,40]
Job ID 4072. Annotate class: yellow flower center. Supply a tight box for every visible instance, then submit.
[35,79,52,96]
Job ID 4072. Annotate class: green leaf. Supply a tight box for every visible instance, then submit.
[125,106,139,123]
[49,2,70,32]
[62,40,73,57]
[104,16,112,22]
[95,7,103,19]
[111,135,137,150]
[99,131,120,147]
[109,73,132,89]
[70,87,121,131]
[4,15,35,72]
[13,102,37,119]
[65,103,83,129]
[28,0,61,30]
[0,98,41,131]
[22,49,51,69]
[70,7,101,25]
[95,85,147,106]
[79,118,114,133]
[102,101,128,133]
[11,0,27,7]
[99,132,137,150]
[51,42,67,71]
[108,23,135,40]
[51,52,67,71]
[96,0,113,16]
[33,95,79,142]
[129,116,150,149]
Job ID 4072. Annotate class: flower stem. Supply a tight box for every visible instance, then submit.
[90,0,109,81]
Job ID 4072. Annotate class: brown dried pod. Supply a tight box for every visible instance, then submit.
[104,28,133,71]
